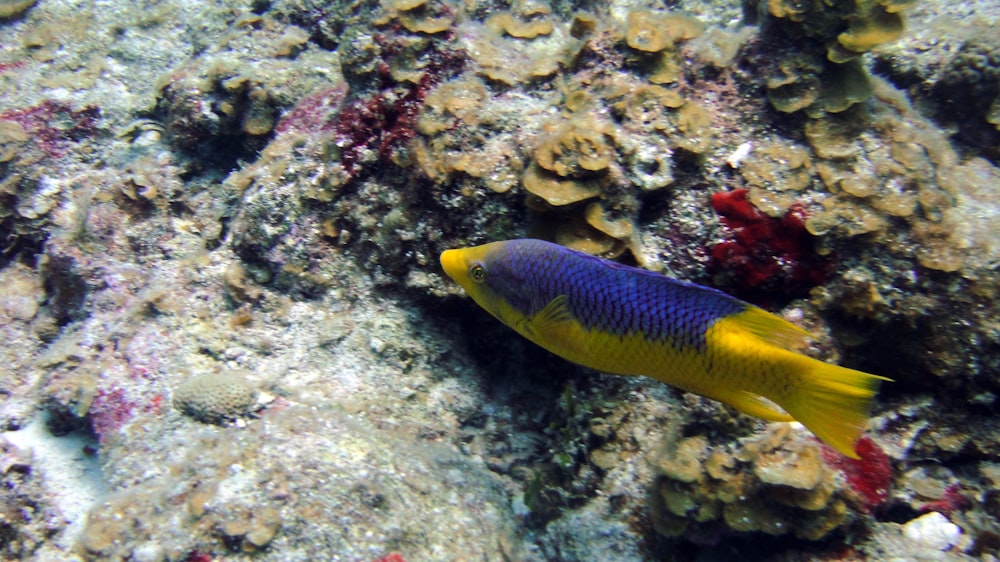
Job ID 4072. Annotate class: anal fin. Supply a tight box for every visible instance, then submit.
[722,390,795,422]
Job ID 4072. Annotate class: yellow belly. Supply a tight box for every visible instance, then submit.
[521,313,800,421]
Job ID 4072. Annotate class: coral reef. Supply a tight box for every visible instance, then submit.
[78,406,518,560]
[1,0,1000,559]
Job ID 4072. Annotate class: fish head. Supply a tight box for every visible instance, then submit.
[440,240,540,327]
[441,242,504,311]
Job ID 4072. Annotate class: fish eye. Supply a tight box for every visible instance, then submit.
[469,263,487,283]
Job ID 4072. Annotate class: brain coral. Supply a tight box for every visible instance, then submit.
[173,373,258,425]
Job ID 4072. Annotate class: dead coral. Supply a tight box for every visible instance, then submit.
[0,440,63,559]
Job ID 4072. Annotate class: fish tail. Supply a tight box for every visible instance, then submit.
[782,358,891,459]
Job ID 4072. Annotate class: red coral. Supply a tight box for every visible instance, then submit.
[708,189,832,300]
[146,394,164,416]
[372,554,405,562]
[0,100,100,157]
[88,387,137,443]
[325,46,464,180]
[819,436,892,512]
[330,71,436,177]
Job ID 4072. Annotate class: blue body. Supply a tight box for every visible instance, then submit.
[479,239,748,351]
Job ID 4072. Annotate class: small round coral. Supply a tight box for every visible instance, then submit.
[173,373,258,425]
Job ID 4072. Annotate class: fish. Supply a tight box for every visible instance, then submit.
[440,239,890,459]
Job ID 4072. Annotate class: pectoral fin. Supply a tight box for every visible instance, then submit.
[515,295,597,363]
[521,295,573,340]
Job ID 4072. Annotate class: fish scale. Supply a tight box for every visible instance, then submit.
[441,239,890,458]
[500,241,743,351]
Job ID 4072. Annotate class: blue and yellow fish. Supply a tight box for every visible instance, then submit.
[440,239,889,458]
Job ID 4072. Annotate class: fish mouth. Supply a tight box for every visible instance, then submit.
[439,249,464,282]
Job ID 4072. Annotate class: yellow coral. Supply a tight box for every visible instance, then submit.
[762,0,911,113]
[835,8,904,57]
[625,10,673,53]
[650,425,856,541]
[417,77,488,135]
[658,436,709,483]
[624,10,702,53]
[533,118,614,179]
[623,10,703,84]
[552,211,630,258]
[0,0,36,19]
[522,162,602,206]
[486,12,553,39]
[379,0,453,34]
[584,202,633,241]
[569,11,598,39]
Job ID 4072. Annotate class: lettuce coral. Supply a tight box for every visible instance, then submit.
[752,0,914,116]
[650,425,867,542]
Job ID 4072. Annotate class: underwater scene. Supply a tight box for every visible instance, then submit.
[0,0,999,559]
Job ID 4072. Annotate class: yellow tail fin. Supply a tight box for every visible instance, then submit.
[783,358,892,459]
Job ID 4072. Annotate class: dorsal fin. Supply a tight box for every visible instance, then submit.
[729,306,811,350]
